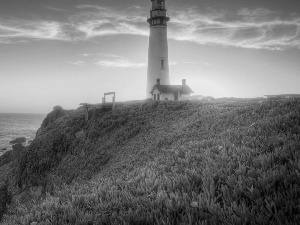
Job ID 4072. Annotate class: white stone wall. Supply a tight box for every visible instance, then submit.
[152,89,160,100]
[160,93,174,100]
[152,86,192,101]
[152,89,192,101]
[147,26,170,98]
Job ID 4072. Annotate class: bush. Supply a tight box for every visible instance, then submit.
[0,151,13,168]
[0,185,11,221]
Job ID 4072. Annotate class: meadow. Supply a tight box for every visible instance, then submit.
[1,99,300,224]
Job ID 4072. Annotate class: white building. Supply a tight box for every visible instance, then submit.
[146,0,195,100]
[150,79,194,101]
[146,0,170,98]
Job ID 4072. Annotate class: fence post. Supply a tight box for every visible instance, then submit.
[112,95,116,110]
[84,107,89,121]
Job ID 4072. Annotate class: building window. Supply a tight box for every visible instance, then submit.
[158,93,160,100]
[154,94,156,100]
[161,59,164,69]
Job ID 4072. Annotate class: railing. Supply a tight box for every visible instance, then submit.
[80,92,116,121]
[150,10,167,18]
[151,5,166,10]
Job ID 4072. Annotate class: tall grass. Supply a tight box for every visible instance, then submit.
[1,99,300,224]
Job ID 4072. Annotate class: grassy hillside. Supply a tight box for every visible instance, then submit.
[1,99,300,224]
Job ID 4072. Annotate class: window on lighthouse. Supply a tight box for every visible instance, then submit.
[161,59,164,69]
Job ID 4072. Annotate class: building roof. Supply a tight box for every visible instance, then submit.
[150,85,194,94]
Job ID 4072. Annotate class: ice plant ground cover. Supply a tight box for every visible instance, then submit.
[1,99,300,224]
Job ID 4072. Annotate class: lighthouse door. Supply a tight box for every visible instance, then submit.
[174,91,179,101]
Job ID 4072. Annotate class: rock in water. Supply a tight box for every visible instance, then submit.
[9,137,26,144]
[36,106,67,137]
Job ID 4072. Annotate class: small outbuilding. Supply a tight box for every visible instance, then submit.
[150,79,194,101]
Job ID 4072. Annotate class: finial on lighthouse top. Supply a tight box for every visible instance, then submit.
[147,0,170,26]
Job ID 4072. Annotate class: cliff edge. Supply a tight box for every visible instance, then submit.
[1,100,300,224]
[36,105,72,137]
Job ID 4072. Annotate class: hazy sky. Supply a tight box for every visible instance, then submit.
[0,0,300,113]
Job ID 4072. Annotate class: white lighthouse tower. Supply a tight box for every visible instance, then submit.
[146,0,170,98]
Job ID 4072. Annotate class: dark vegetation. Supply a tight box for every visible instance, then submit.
[0,151,12,169]
[40,106,67,129]
[0,184,11,221]
[36,105,73,137]
[9,137,26,144]
[0,144,25,168]
[1,99,300,224]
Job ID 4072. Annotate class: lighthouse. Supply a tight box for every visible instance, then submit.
[146,0,170,98]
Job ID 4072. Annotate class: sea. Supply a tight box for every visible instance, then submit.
[0,113,46,155]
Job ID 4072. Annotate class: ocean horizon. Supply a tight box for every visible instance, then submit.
[0,113,46,155]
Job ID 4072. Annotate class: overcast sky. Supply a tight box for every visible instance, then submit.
[0,0,300,113]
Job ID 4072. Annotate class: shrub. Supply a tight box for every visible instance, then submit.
[0,185,11,221]
[0,151,13,168]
